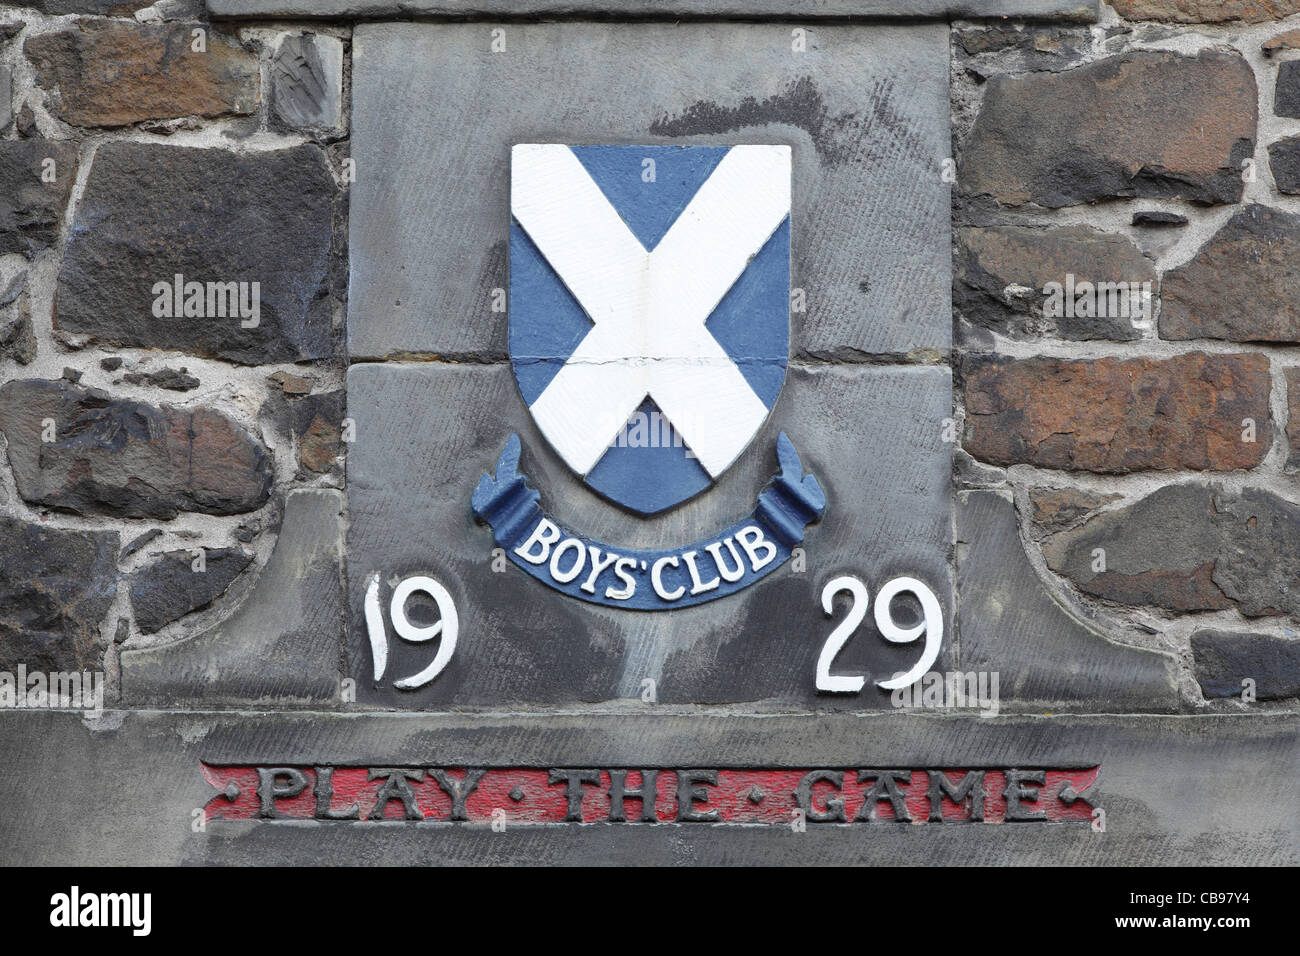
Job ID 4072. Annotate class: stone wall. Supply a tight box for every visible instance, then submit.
[1,0,1297,711]
[0,4,348,699]
[0,0,1297,866]
[952,5,1300,706]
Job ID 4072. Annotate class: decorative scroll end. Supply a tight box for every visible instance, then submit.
[757,433,826,550]
[1056,767,1100,808]
[471,434,540,543]
[775,431,826,515]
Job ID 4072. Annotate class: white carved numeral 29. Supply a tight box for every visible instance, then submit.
[817,575,942,693]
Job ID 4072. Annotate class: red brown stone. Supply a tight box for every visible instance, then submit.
[24,21,259,128]
[963,352,1272,473]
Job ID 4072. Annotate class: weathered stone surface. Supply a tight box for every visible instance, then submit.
[347,361,952,709]
[349,23,951,359]
[120,367,199,391]
[121,489,343,704]
[0,379,273,519]
[1191,630,1300,700]
[954,25,1089,77]
[0,140,77,257]
[24,21,258,128]
[1269,135,1300,194]
[1029,487,1121,534]
[1112,0,1300,20]
[0,62,10,132]
[1042,484,1300,618]
[267,370,312,395]
[1287,367,1300,469]
[1161,205,1300,342]
[120,528,161,561]
[1132,210,1188,227]
[0,517,118,671]
[55,143,338,365]
[16,0,153,14]
[963,353,1271,473]
[955,225,1153,340]
[270,32,343,133]
[294,390,343,474]
[267,387,344,474]
[210,0,1101,18]
[129,547,254,634]
[14,103,34,137]
[0,269,34,365]
[1263,27,1300,54]
[1277,60,1300,118]
[5,710,1297,866]
[956,491,1178,709]
[961,50,1255,208]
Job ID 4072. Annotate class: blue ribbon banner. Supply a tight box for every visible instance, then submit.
[472,433,827,610]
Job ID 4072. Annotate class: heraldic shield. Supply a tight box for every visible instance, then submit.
[508,144,792,515]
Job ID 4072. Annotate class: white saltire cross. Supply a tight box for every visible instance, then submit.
[511,143,791,479]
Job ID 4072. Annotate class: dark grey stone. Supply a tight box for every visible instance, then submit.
[0,518,118,672]
[270,32,343,133]
[120,489,344,705]
[0,62,10,132]
[346,361,952,709]
[961,50,1256,208]
[0,268,34,364]
[129,547,255,634]
[12,0,152,13]
[121,528,162,561]
[1268,134,1300,195]
[1191,630,1300,700]
[0,710,1291,865]
[954,25,1091,77]
[1042,484,1300,620]
[0,379,273,520]
[0,140,78,257]
[956,490,1178,710]
[210,0,1099,17]
[1276,60,1300,119]
[348,22,951,360]
[55,143,340,365]
[1160,204,1300,343]
[120,366,200,391]
[955,225,1152,341]
[1132,210,1188,226]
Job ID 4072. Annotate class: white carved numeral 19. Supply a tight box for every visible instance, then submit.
[817,575,943,693]
[364,573,459,690]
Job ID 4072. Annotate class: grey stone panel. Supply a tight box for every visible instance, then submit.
[0,711,1289,865]
[956,490,1180,711]
[120,489,344,705]
[347,22,952,360]
[345,361,952,709]
[210,0,1100,21]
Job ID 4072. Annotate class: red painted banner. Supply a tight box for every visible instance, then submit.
[202,765,1099,825]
